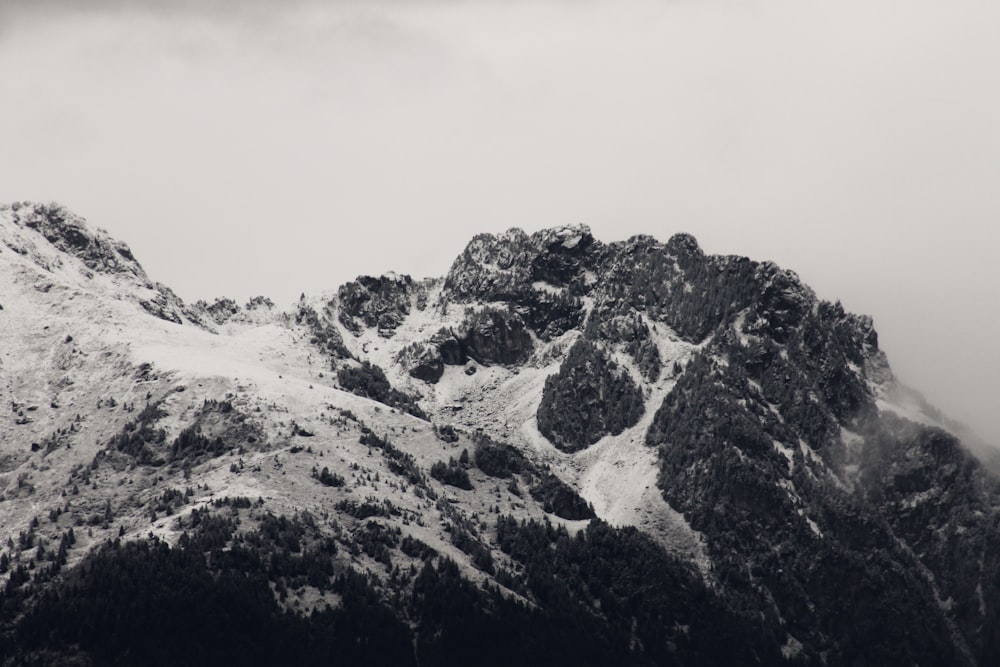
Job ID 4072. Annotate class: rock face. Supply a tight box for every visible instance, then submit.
[406,344,446,383]
[0,201,210,329]
[2,202,143,278]
[403,308,533,383]
[527,224,597,286]
[442,225,590,340]
[337,273,417,337]
[4,202,1000,666]
[459,307,533,365]
[440,221,1000,663]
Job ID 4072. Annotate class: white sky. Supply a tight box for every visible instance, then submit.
[1,0,998,443]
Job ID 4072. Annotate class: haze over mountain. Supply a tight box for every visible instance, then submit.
[1,201,998,666]
[2,0,998,446]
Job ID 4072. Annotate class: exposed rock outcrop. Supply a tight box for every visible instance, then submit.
[4,202,1000,666]
[3,202,144,278]
[402,307,534,383]
[337,273,417,337]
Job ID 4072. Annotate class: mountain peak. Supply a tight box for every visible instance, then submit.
[530,222,593,250]
[3,205,999,666]
[664,231,702,257]
[1,201,145,280]
[0,201,210,329]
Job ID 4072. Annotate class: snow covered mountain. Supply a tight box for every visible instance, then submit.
[1,201,998,666]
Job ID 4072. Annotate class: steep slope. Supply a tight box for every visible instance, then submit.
[0,202,209,328]
[0,204,997,666]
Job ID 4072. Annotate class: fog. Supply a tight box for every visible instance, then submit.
[1,0,997,443]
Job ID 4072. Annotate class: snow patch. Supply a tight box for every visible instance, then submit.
[552,224,587,249]
[781,635,804,660]
[531,280,563,295]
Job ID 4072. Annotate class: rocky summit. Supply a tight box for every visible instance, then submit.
[0,203,998,666]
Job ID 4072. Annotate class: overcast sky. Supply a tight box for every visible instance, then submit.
[1,0,998,443]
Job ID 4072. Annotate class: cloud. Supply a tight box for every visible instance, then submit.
[0,0,481,21]
[2,0,299,15]
[0,0,998,445]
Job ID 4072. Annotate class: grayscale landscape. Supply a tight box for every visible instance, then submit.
[1,2,998,666]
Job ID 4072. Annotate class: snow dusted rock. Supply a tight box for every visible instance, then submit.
[442,223,597,295]
[456,306,534,366]
[527,223,597,286]
[197,297,242,325]
[441,226,592,339]
[336,272,419,337]
[405,343,445,383]
[2,201,1000,665]
[0,202,210,329]
[398,306,534,384]
[663,230,703,260]
[441,228,533,302]
[2,201,143,278]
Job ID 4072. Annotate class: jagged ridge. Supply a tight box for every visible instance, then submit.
[1,203,999,666]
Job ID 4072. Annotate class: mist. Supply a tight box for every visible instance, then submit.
[1,0,997,443]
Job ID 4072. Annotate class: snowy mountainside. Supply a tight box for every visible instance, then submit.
[0,202,208,328]
[1,202,999,666]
